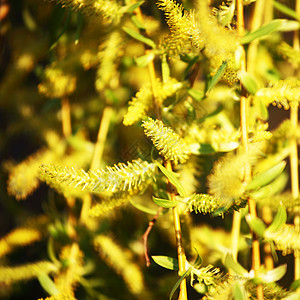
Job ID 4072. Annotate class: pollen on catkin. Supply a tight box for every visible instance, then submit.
[142,118,191,164]
[94,235,144,295]
[0,261,57,284]
[0,228,42,258]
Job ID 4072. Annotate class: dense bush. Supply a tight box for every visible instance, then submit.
[1,0,300,299]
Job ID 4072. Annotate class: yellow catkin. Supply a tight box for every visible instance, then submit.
[95,31,123,92]
[38,293,76,300]
[38,67,76,98]
[0,228,42,258]
[142,118,191,164]
[54,244,84,296]
[89,195,130,217]
[56,0,125,23]
[0,261,57,284]
[7,149,56,200]
[94,235,144,295]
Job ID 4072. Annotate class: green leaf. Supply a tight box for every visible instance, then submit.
[246,214,266,237]
[278,20,300,32]
[290,279,300,291]
[234,282,248,300]
[239,71,259,95]
[252,265,287,284]
[169,268,192,300]
[249,172,288,199]
[134,53,154,67]
[246,161,286,191]
[224,253,248,277]
[161,54,170,82]
[126,1,144,13]
[257,98,269,120]
[187,88,204,101]
[241,19,285,44]
[38,272,60,296]
[193,248,203,268]
[131,15,146,30]
[273,1,300,22]
[156,162,187,197]
[122,26,156,48]
[153,197,178,208]
[129,199,161,215]
[205,61,227,95]
[152,256,179,271]
[267,206,287,233]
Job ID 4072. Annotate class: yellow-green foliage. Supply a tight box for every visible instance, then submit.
[142,117,191,164]
[0,261,58,284]
[0,228,42,258]
[94,234,144,294]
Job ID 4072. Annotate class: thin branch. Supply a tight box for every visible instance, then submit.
[142,207,163,267]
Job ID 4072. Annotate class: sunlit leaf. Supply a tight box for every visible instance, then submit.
[246,161,286,191]
[169,268,192,300]
[267,206,287,233]
[153,197,178,208]
[38,272,60,296]
[152,256,179,271]
[224,253,248,277]
[246,214,266,237]
[122,26,156,48]
[156,162,187,197]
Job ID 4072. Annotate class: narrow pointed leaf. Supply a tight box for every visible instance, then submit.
[273,1,300,22]
[234,282,248,300]
[239,71,259,95]
[156,162,187,197]
[152,256,179,271]
[131,15,146,30]
[129,199,161,215]
[241,19,285,44]
[169,268,192,300]
[126,1,144,13]
[290,279,300,291]
[38,272,60,296]
[122,27,156,48]
[246,214,266,237]
[267,206,287,233]
[153,197,178,208]
[224,253,248,277]
[246,161,286,191]
[249,172,288,199]
[193,248,203,268]
[135,53,154,67]
[205,61,227,95]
